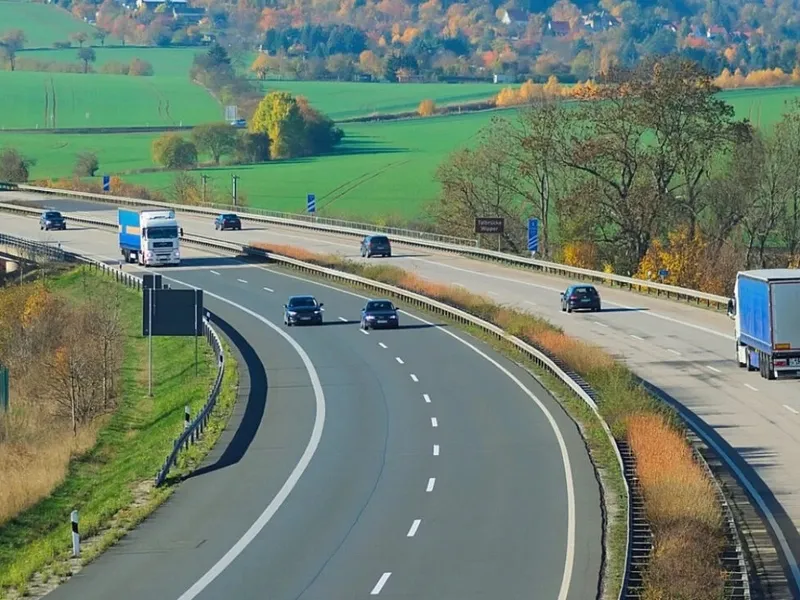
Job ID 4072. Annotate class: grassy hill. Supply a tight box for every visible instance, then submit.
[0,1,110,48]
[0,70,220,129]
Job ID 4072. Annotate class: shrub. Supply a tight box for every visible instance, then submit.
[151,134,198,170]
[128,58,154,76]
[0,147,35,182]
[73,152,99,178]
[99,61,130,75]
[417,98,436,116]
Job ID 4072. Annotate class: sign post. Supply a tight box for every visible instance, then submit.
[527,218,539,256]
[307,193,316,214]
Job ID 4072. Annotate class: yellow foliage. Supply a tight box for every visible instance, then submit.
[495,85,522,107]
[543,74,562,98]
[723,46,737,64]
[562,241,599,269]
[250,54,271,79]
[22,285,51,328]
[635,226,709,289]
[714,67,792,89]
[417,98,436,116]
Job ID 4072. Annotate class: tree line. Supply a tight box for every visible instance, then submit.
[432,55,800,295]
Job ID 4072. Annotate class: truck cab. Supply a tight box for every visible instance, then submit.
[119,209,181,267]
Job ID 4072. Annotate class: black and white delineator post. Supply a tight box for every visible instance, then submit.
[148,287,153,397]
[71,510,80,557]
[184,405,190,429]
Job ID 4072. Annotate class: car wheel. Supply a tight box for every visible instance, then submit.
[386,252,392,258]
[237,225,242,231]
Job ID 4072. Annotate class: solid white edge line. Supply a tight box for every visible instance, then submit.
[250,264,577,600]
[423,394,431,403]
[407,519,422,537]
[431,417,438,428]
[395,357,404,364]
[426,477,435,492]
[784,404,799,415]
[371,572,391,595]
[149,277,327,600]
[410,374,418,382]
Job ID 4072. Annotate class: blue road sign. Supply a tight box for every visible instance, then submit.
[658,269,669,279]
[102,175,110,193]
[307,193,316,213]
[527,218,539,252]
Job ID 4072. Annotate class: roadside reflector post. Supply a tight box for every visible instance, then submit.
[71,510,80,557]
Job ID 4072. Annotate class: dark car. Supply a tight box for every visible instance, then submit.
[283,295,324,326]
[39,210,66,231]
[361,299,399,329]
[214,213,241,231]
[360,235,392,258]
[560,285,601,313]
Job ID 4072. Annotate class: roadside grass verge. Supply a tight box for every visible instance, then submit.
[0,266,238,598]
[254,242,726,599]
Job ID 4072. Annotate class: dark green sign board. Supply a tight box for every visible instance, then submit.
[0,365,8,412]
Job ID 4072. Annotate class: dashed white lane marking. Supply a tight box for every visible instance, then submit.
[371,573,391,595]
[379,342,387,349]
[263,286,274,292]
[593,321,608,328]
[407,519,422,537]
[431,417,438,428]
[453,283,466,288]
[525,300,538,306]
[784,405,799,415]
[410,374,418,382]
[745,383,759,392]
[338,316,348,322]
[426,477,435,492]
[707,365,722,373]
[360,329,369,335]
[396,357,404,364]
[488,291,499,296]
[433,444,440,456]
[210,270,220,275]
[237,278,248,284]
[668,349,681,356]
[630,334,644,341]
[423,394,431,403]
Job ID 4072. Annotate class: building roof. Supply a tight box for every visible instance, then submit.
[549,20,570,34]
[503,9,528,22]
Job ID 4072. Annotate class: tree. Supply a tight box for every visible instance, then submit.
[71,31,89,47]
[152,134,198,169]
[77,47,96,73]
[93,29,108,46]
[772,102,800,264]
[358,50,384,80]
[250,54,271,80]
[128,58,154,76]
[418,99,436,116]
[0,29,26,72]
[192,122,239,165]
[296,96,344,157]
[74,152,99,177]
[249,91,305,159]
[0,147,35,182]
[235,132,270,163]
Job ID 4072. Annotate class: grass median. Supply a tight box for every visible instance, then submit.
[255,242,727,600]
[0,266,238,598]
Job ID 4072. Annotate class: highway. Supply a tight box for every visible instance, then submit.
[20,194,800,580]
[4,214,604,600]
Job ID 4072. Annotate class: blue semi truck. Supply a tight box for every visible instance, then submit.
[118,208,181,267]
[728,269,800,380]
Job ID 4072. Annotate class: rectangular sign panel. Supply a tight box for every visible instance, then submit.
[307,193,316,213]
[527,218,539,252]
[143,289,203,337]
[475,217,505,234]
[142,273,162,290]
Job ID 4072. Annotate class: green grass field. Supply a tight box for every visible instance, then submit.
[259,80,506,120]
[0,1,112,48]
[0,267,229,594]
[3,86,800,220]
[17,46,202,78]
[0,70,220,129]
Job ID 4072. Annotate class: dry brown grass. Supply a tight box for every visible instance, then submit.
[0,403,99,526]
[254,241,727,597]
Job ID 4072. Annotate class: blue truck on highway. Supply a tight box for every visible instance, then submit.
[728,269,800,380]
[118,208,181,267]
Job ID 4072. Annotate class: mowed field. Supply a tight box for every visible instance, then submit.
[0,70,221,129]
[0,0,112,48]
[17,46,202,77]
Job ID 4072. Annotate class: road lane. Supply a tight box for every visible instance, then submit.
[7,219,604,600]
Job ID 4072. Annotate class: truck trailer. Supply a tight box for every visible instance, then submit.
[118,208,181,267]
[729,269,800,380]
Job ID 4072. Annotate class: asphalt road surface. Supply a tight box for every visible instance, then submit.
[13,194,800,587]
[6,216,603,600]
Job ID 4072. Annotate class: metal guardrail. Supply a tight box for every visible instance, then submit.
[0,229,227,489]
[3,183,732,309]
[0,207,752,599]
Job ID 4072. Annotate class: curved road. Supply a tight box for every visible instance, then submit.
[3,215,603,600]
[12,193,800,586]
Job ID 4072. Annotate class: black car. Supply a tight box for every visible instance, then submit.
[283,295,324,326]
[360,235,392,258]
[39,210,66,231]
[560,285,601,313]
[361,299,399,329]
[214,213,241,231]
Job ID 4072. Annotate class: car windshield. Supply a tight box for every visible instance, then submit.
[146,226,179,239]
[44,212,61,219]
[370,237,389,245]
[289,297,317,308]
[367,301,394,311]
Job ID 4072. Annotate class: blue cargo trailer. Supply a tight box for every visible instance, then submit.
[729,269,800,380]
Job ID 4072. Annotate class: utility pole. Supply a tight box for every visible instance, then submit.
[200,174,208,203]
[231,174,239,207]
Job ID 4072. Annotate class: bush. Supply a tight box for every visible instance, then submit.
[128,58,154,76]
[417,98,436,116]
[0,147,35,182]
[73,152,99,178]
[235,132,270,164]
[99,61,130,75]
[52,41,72,49]
[151,134,198,170]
